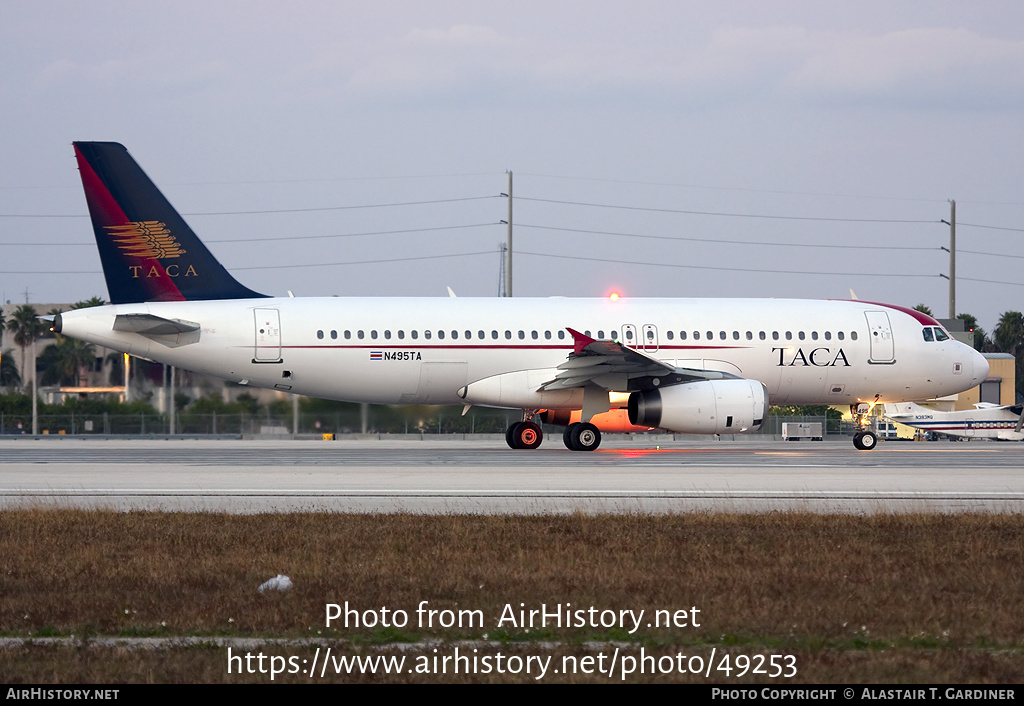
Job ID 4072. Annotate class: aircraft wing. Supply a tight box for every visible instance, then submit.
[540,328,737,392]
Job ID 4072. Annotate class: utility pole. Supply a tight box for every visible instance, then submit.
[169,365,176,435]
[504,171,512,297]
[497,243,507,297]
[31,338,37,435]
[948,199,956,319]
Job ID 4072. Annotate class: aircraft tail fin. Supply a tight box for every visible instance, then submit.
[73,141,266,304]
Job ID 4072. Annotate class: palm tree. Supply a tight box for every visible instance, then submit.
[993,311,1024,398]
[59,337,96,387]
[71,296,106,310]
[913,303,934,317]
[994,311,1024,356]
[5,305,45,392]
[0,349,20,389]
[957,313,988,352]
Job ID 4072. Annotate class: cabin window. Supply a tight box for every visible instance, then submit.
[492,330,498,339]
[585,330,592,338]
[424,330,432,340]
[746,331,753,340]
[532,330,539,339]
[450,330,458,340]
[824,331,831,341]
[344,330,351,339]
[598,330,605,339]
[647,329,655,341]
[707,331,714,340]
[733,331,741,340]
[397,330,405,340]
[625,329,633,341]
[851,331,858,341]
[317,330,324,340]
[811,331,818,341]
[370,330,378,340]
[719,331,726,340]
[411,330,418,340]
[545,330,551,340]
[357,330,364,340]
[438,330,445,340]
[679,331,687,340]
[518,330,525,340]
[478,330,485,339]
[693,331,700,340]
[798,331,805,340]
[558,330,565,340]
[505,330,512,339]
[759,331,766,340]
[666,331,674,340]
[785,331,792,341]
[466,330,472,340]
[384,330,391,340]
[772,331,779,340]
[610,330,618,341]
[330,330,337,340]
[837,331,844,340]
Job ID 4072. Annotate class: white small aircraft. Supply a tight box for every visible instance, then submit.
[53,142,989,451]
[883,401,1024,441]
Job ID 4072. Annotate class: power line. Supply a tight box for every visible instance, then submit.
[958,222,1024,233]
[186,195,501,216]
[0,222,500,246]
[517,250,941,279]
[233,251,496,270]
[0,195,501,218]
[519,173,945,204]
[514,196,937,224]
[518,223,939,251]
[0,250,499,275]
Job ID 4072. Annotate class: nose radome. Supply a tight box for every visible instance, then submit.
[972,348,989,382]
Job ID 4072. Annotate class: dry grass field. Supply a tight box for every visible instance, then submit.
[1,509,1023,683]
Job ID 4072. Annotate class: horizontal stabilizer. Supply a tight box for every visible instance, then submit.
[113,313,200,336]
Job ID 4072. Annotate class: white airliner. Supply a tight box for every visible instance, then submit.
[53,142,989,451]
[883,401,1024,441]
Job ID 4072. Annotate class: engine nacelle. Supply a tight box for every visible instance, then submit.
[458,369,584,409]
[628,379,768,434]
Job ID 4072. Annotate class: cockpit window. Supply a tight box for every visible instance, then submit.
[922,328,934,342]
[934,327,949,341]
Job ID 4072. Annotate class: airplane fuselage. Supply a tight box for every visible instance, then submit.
[57,296,987,409]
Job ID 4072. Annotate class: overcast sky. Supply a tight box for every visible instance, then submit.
[2,1,1023,334]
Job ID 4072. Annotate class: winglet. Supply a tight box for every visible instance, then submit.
[566,327,595,355]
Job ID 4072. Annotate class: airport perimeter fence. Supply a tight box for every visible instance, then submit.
[1,411,842,438]
[0,410,523,437]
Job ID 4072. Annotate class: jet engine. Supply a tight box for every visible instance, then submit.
[628,379,768,434]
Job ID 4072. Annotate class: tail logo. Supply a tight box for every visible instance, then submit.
[105,221,187,259]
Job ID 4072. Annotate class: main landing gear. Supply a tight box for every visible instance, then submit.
[504,418,603,451]
[563,422,601,452]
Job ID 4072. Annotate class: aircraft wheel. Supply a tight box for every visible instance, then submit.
[563,424,577,450]
[570,422,601,451]
[506,423,519,449]
[853,431,878,450]
[508,421,543,450]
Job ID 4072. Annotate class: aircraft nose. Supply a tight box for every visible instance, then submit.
[972,347,989,383]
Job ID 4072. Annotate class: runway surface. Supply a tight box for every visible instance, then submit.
[1,436,1021,514]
